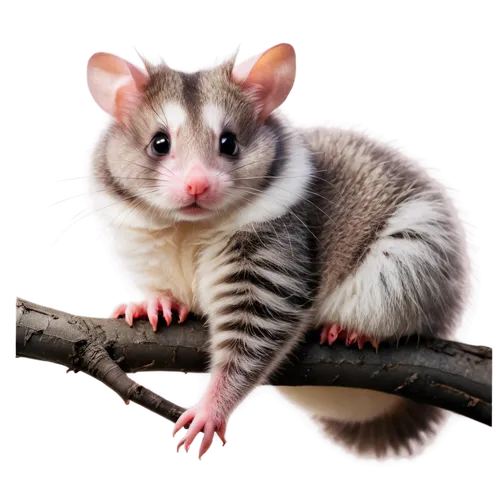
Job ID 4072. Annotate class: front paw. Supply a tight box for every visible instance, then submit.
[173,402,228,459]
[111,293,190,332]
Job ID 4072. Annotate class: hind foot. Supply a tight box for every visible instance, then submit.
[320,324,379,350]
[112,292,189,332]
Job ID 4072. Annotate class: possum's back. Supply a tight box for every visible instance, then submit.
[300,126,469,338]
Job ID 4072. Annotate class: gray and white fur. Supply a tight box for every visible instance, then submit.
[87,45,469,458]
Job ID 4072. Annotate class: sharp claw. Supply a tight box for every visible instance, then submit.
[173,421,185,437]
[174,404,227,458]
[160,299,172,326]
[147,300,159,331]
[125,307,134,327]
[198,423,215,459]
[328,331,338,345]
[173,409,194,437]
[199,443,209,458]
[175,439,184,454]
[114,297,188,331]
[150,315,158,331]
[323,325,378,351]
[111,305,126,319]
[327,324,342,345]
[320,326,328,344]
[178,305,189,323]
[216,423,227,446]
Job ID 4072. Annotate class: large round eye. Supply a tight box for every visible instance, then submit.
[150,132,171,156]
[219,132,239,157]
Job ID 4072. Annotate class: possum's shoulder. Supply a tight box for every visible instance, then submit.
[297,126,441,201]
[296,125,467,257]
[297,120,408,157]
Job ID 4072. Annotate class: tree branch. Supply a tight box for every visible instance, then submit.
[16,298,492,427]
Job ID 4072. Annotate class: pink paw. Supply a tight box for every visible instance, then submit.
[320,324,346,345]
[173,402,227,459]
[112,294,189,332]
[320,324,379,350]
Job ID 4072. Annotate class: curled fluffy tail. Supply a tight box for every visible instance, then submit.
[278,386,444,458]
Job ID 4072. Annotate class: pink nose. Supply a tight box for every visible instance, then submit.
[185,166,209,196]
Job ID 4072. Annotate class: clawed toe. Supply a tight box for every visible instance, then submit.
[111,295,190,331]
[320,324,346,346]
[320,324,380,350]
[174,405,227,459]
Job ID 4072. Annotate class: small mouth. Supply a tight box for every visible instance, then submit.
[179,203,209,216]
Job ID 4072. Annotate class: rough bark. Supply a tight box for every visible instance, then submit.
[16,298,492,427]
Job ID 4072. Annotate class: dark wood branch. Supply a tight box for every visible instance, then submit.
[16,298,492,427]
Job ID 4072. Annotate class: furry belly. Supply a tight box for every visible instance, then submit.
[277,386,401,422]
[113,226,203,310]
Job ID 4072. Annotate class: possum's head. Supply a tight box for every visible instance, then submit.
[87,44,304,226]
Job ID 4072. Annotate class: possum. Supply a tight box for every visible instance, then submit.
[86,43,468,459]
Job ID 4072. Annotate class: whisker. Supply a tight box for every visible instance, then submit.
[222,171,330,182]
[44,192,83,211]
[144,155,175,176]
[218,158,274,177]
[215,194,293,257]
[280,220,295,259]
[263,183,340,228]
[235,185,355,259]
[97,198,144,240]
[144,93,169,131]
[229,178,342,222]
[148,198,163,224]
[52,175,83,184]
[92,188,164,212]
[118,194,157,231]
[221,196,326,292]
[216,155,297,178]
[222,172,341,194]
[230,186,327,251]
[121,159,172,179]
[49,215,89,248]
[94,175,171,185]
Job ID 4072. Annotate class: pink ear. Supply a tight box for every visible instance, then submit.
[87,52,149,125]
[232,43,296,121]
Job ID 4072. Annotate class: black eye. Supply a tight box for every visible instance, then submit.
[150,132,171,156]
[219,132,239,157]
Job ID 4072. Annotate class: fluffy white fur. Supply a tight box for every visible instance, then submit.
[317,196,455,339]
[231,134,313,227]
[161,102,187,133]
[202,103,225,134]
